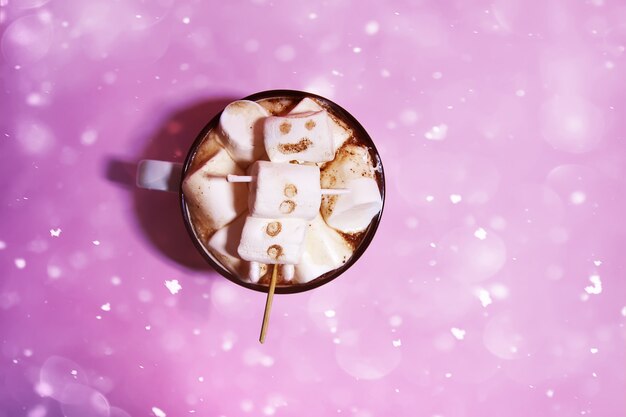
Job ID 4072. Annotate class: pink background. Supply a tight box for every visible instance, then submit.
[1,1,625,416]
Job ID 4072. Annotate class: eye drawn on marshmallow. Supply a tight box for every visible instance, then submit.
[279,122,291,134]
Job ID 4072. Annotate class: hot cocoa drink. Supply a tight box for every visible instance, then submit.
[181,91,384,292]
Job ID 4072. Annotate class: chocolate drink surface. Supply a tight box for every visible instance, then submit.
[182,92,383,291]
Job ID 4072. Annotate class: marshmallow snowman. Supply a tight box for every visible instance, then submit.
[235,105,337,283]
[236,162,321,282]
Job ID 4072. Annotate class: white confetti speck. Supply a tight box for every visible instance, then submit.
[477,288,493,307]
[145,325,151,330]
[621,306,626,317]
[275,44,295,62]
[450,327,466,340]
[26,92,44,106]
[585,275,602,295]
[241,400,253,412]
[392,339,402,347]
[103,71,117,85]
[432,71,443,79]
[324,309,336,318]
[546,389,554,398]
[515,89,526,97]
[593,260,602,266]
[92,240,100,246]
[353,46,362,53]
[111,276,121,286]
[365,21,379,35]
[0,240,6,250]
[474,227,488,240]
[198,376,204,382]
[70,369,77,375]
[570,191,586,205]
[381,69,390,78]
[47,265,61,279]
[34,381,53,397]
[590,347,598,354]
[165,279,182,295]
[308,12,317,20]
[15,258,26,269]
[400,109,419,125]
[424,124,448,140]
[182,17,190,24]
[445,372,452,378]
[152,406,166,417]
[95,315,102,320]
[101,303,111,311]
[81,129,98,146]
[450,194,462,204]
[425,195,434,202]
[49,228,61,237]
[389,315,402,327]
[222,338,234,352]
[23,348,33,357]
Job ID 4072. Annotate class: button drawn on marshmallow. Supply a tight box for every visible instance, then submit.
[248,161,321,220]
[237,216,308,265]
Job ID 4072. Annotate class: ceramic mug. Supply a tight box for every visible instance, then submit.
[136,90,385,294]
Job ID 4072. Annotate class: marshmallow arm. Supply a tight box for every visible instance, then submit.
[322,177,382,234]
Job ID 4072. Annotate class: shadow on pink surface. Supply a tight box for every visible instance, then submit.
[105,98,236,272]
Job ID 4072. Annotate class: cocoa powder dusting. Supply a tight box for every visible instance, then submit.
[339,230,366,250]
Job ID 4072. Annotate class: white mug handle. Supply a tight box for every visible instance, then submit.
[136,160,183,192]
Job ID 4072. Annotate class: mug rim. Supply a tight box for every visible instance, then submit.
[179,89,386,294]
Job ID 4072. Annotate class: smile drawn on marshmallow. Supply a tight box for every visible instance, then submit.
[266,221,282,237]
[278,138,313,154]
[284,184,298,198]
[267,244,283,259]
[279,200,296,214]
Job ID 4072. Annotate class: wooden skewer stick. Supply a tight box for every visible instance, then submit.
[259,263,279,344]
[227,174,350,195]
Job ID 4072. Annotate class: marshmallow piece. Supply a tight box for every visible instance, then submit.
[294,215,353,283]
[289,97,352,151]
[183,145,248,232]
[248,161,321,220]
[219,100,269,167]
[238,216,308,264]
[321,143,376,189]
[322,177,382,233]
[264,110,334,162]
[206,214,246,277]
[281,264,295,282]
